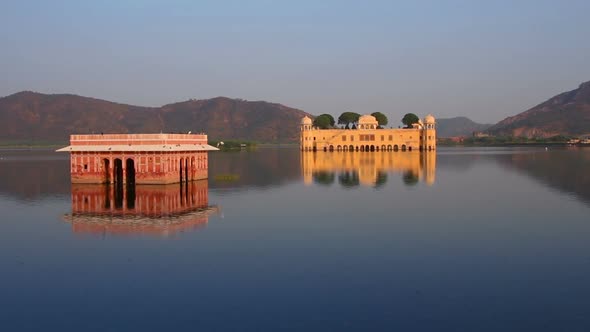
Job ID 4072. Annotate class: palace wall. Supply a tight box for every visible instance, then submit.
[58,133,217,184]
[301,127,435,152]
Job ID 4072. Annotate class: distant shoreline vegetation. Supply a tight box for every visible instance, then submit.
[438,135,576,146]
[209,140,257,151]
[0,140,66,148]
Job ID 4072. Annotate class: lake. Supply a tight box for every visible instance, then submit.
[1,146,590,331]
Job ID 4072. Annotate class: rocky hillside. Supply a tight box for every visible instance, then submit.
[436,117,492,137]
[0,92,310,143]
[487,81,590,138]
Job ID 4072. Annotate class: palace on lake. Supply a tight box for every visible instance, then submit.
[300,114,436,152]
[57,133,218,185]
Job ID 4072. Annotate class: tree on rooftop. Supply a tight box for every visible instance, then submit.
[338,112,360,129]
[313,114,335,129]
[371,112,388,128]
[402,113,420,128]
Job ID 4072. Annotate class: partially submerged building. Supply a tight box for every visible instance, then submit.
[56,133,218,184]
[300,114,436,152]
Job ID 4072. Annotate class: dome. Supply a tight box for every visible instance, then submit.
[358,114,377,124]
[424,114,436,124]
[301,116,312,125]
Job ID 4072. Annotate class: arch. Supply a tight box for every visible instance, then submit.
[408,146,412,151]
[349,145,354,152]
[370,145,375,152]
[185,158,189,182]
[394,145,399,152]
[355,146,359,152]
[179,157,184,183]
[323,147,327,152]
[337,145,342,151]
[113,159,123,185]
[191,156,196,180]
[343,145,348,151]
[401,144,407,151]
[103,158,110,183]
[365,145,370,152]
[381,145,386,151]
[387,145,392,151]
[329,145,334,152]
[126,158,135,185]
[360,145,365,152]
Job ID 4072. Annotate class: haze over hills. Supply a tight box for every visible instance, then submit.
[435,117,492,138]
[0,92,311,143]
[487,81,590,138]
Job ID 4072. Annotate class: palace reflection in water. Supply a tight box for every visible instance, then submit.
[64,180,219,237]
[302,151,436,187]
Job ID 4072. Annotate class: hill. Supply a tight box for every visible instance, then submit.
[0,92,310,143]
[487,81,590,138]
[435,117,492,138]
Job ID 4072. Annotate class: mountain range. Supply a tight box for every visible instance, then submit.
[1,81,589,144]
[435,117,492,138]
[487,81,590,138]
[0,92,310,143]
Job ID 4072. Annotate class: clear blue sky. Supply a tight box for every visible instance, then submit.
[1,0,589,123]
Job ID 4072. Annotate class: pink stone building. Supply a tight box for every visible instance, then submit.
[57,133,218,184]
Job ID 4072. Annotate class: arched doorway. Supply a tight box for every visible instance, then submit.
[179,158,184,183]
[401,144,407,151]
[349,145,354,152]
[126,158,135,185]
[114,159,123,185]
[185,158,189,182]
[191,157,196,180]
[103,159,110,183]
[394,145,399,151]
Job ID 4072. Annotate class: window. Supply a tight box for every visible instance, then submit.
[351,135,354,141]
[84,164,88,170]
[389,135,392,141]
[381,135,384,141]
[342,135,347,141]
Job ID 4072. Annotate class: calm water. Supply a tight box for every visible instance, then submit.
[1,147,590,331]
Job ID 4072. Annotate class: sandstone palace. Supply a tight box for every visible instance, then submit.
[300,114,436,152]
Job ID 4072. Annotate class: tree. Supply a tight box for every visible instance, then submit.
[338,112,361,129]
[371,112,388,128]
[313,114,334,129]
[402,113,420,128]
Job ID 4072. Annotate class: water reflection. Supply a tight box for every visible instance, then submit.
[64,180,219,237]
[302,151,437,188]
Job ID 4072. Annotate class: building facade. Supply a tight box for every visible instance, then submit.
[300,114,436,152]
[57,133,218,184]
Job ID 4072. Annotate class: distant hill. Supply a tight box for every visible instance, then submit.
[487,81,590,138]
[0,92,311,143]
[435,117,492,138]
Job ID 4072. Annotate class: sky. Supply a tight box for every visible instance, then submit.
[1,0,589,124]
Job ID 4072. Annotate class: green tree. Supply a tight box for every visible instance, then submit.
[371,112,388,128]
[338,112,361,129]
[402,113,420,128]
[313,114,334,129]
